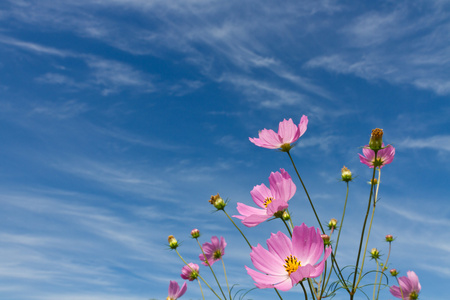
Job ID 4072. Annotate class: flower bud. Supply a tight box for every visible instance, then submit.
[390,269,399,276]
[209,193,226,210]
[368,178,378,185]
[341,166,353,182]
[327,218,337,231]
[369,128,384,151]
[370,248,380,259]
[168,235,178,249]
[191,229,200,239]
[321,234,331,246]
[282,211,290,221]
[385,234,394,242]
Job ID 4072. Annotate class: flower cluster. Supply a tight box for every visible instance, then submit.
[163,116,422,300]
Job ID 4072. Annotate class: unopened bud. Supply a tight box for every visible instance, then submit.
[368,178,378,185]
[209,193,226,210]
[390,269,399,276]
[168,235,178,249]
[370,248,380,259]
[328,218,338,230]
[385,234,394,242]
[321,234,331,246]
[282,211,290,221]
[341,166,353,182]
[191,229,200,239]
[369,128,384,151]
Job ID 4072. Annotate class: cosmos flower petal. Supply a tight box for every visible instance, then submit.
[246,266,289,289]
[250,183,272,208]
[278,118,300,144]
[298,115,308,137]
[266,231,293,262]
[240,213,271,227]
[390,270,421,299]
[250,244,286,275]
[269,169,296,202]
[249,116,308,150]
[292,224,324,264]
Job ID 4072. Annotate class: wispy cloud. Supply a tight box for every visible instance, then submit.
[397,135,450,152]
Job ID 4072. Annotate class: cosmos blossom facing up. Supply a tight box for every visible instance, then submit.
[390,271,421,300]
[180,263,199,281]
[359,144,395,168]
[199,236,226,266]
[245,223,332,291]
[166,280,187,300]
[233,169,296,227]
[249,115,308,151]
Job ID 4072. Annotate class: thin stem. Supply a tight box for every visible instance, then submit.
[307,279,318,300]
[223,209,252,249]
[282,218,293,237]
[373,259,379,300]
[356,169,382,288]
[286,151,348,294]
[198,279,205,300]
[334,182,349,256]
[286,151,324,233]
[274,288,284,300]
[175,249,223,300]
[396,276,405,300]
[221,259,231,300]
[300,281,309,300]
[376,243,392,300]
[223,209,283,299]
[351,152,378,298]
[196,239,228,300]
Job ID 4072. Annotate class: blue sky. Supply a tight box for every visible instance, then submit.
[0,0,449,299]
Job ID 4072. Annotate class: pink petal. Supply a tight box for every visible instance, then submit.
[269,169,296,203]
[389,285,403,298]
[278,118,300,144]
[235,202,267,218]
[250,244,286,275]
[407,271,421,292]
[266,198,288,215]
[250,183,273,208]
[252,129,282,149]
[266,231,293,262]
[240,213,271,227]
[168,280,179,297]
[177,282,187,298]
[298,115,308,137]
[246,266,291,290]
[292,224,324,265]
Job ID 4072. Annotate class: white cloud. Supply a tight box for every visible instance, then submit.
[397,135,450,152]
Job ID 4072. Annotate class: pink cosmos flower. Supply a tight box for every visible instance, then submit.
[359,144,395,168]
[180,263,199,281]
[167,280,187,300]
[245,223,332,291]
[249,115,308,151]
[390,271,421,300]
[199,236,226,266]
[233,169,296,227]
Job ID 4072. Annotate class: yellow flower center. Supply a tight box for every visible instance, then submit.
[213,249,222,259]
[264,197,273,208]
[284,255,301,275]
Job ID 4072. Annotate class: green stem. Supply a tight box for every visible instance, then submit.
[300,281,309,300]
[175,249,223,300]
[198,279,205,300]
[307,279,317,300]
[223,209,252,249]
[282,218,292,237]
[222,258,231,300]
[286,151,349,292]
[396,276,405,300]
[196,239,228,300]
[356,168,382,288]
[275,288,284,300]
[286,151,324,233]
[376,243,392,300]
[373,259,379,300]
[334,182,349,256]
[350,152,378,298]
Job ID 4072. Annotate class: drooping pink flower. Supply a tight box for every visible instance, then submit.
[199,236,226,266]
[249,115,308,151]
[233,169,296,227]
[359,144,395,168]
[245,223,332,291]
[167,280,187,300]
[390,271,421,300]
[180,263,199,281]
